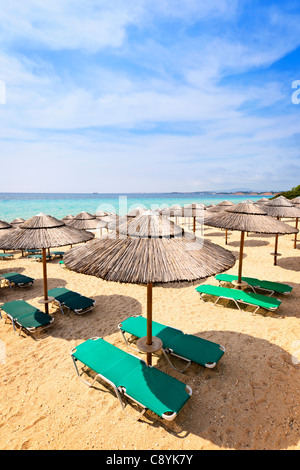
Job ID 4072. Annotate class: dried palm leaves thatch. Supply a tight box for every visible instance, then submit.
[0,213,94,250]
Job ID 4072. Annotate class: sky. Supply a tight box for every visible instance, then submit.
[0,0,300,193]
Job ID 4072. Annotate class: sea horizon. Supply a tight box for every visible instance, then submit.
[0,191,271,223]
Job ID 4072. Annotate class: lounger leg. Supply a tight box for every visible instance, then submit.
[120,330,140,353]
[162,348,192,373]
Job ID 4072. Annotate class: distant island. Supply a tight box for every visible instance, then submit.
[169,190,280,196]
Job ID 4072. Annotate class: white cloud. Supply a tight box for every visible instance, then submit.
[0,1,299,192]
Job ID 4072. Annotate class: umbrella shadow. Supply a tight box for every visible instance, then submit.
[204,231,229,238]
[145,330,300,449]
[230,250,247,261]
[277,257,300,272]
[0,266,26,274]
[228,240,270,248]
[48,294,143,342]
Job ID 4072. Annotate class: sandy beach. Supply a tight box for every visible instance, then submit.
[0,222,299,451]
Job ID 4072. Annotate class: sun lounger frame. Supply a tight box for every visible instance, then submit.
[71,337,192,421]
[215,274,293,297]
[0,300,54,337]
[197,289,280,314]
[0,273,34,289]
[49,287,96,315]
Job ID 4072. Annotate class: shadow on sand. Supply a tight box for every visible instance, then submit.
[119,329,300,449]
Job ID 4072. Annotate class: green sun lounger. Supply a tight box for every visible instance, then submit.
[195,284,281,313]
[51,251,65,258]
[28,254,52,261]
[118,315,225,372]
[48,287,96,315]
[1,272,34,289]
[215,273,293,296]
[0,300,54,336]
[0,252,13,259]
[71,337,192,421]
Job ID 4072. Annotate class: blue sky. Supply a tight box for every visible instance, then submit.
[0,0,300,193]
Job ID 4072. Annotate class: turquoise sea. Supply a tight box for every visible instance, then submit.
[0,193,268,223]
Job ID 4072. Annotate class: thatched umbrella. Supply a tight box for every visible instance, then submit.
[202,201,234,244]
[181,203,206,233]
[0,214,94,313]
[202,202,298,285]
[127,207,147,217]
[67,211,102,231]
[10,218,26,227]
[62,214,74,223]
[0,220,13,230]
[262,196,300,256]
[256,198,271,205]
[215,201,235,243]
[292,197,300,247]
[160,205,184,227]
[64,210,236,365]
[0,220,15,252]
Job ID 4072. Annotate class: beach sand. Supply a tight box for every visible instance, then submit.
[0,222,299,450]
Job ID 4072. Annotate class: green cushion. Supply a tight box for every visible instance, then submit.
[166,334,224,366]
[1,272,34,284]
[196,284,281,309]
[64,295,94,311]
[215,274,293,294]
[72,338,191,417]
[1,300,38,318]
[0,300,52,328]
[48,288,94,311]
[120,316,180,345]
[120,316,224,367]
[122,361,190,418]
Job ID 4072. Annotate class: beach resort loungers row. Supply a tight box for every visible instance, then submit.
[0,271,294,421]
[0,250,65,260]
[195,274,293,314]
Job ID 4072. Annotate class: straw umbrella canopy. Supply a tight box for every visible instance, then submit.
[160,205,184,226]
[181,203,206,233]
[202,202,298,285]
[64,210,236,365]
[214,201,234,243]
[202,201,234,244]
[127,207,147,217]
[256,197,270,205]
[10,218,26,227]
[291,197,300,205]
[0,213,94,314]
[0,220,14,231]
[262,196,300,255]
[0,221,15,250]
[62,214,74,223]
[67,211,106,231]
[291,195,300,246]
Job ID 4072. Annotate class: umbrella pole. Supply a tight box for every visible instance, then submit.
[225,229,228,245]
[238,231,245,287]
[146,282,153,366]
[193,216,196,233]
[42,248,49,314]
[274,216,280,265]
[294,218,298,249]
[274,234,278,265]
